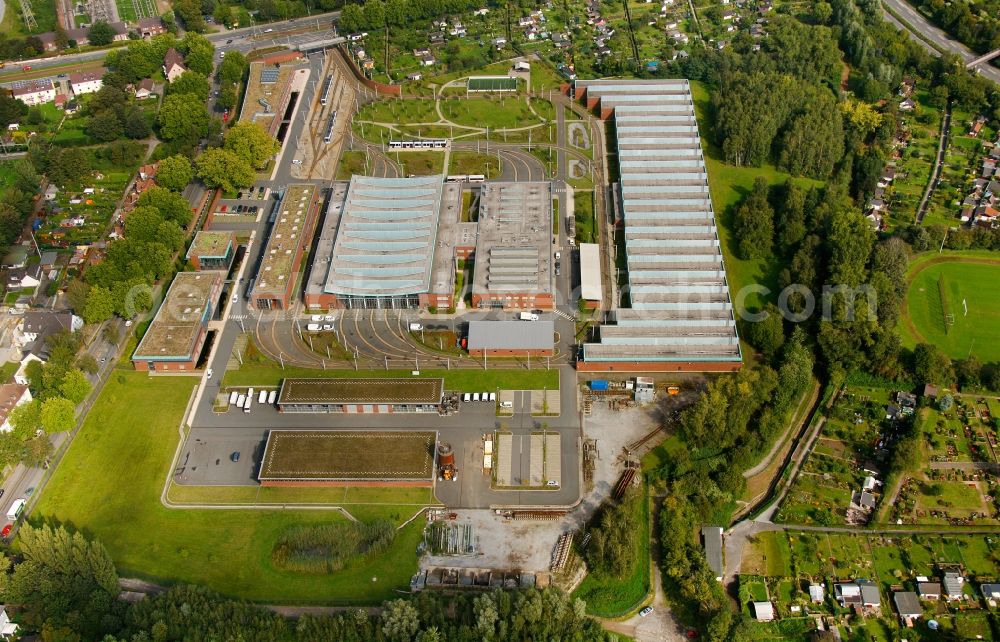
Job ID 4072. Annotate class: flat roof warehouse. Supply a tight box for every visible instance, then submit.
[574,79,741,372]
[133,271,225,361]
[258,430,437,484]
[277,377,444,404]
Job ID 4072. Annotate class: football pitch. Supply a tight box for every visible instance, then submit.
[904,260,1000,362]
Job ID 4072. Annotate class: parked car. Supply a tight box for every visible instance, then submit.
[230,451,240,462]
[1,524,11,539]
[640,606,653,617]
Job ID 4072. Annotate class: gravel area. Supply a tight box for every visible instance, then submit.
[420,391,667,574]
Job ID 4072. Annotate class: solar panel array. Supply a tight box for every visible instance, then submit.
[323,176,444,296]
[574,79,741,364]
[260,68,280,83]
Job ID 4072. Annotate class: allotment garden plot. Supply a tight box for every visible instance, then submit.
[775,387,895,527]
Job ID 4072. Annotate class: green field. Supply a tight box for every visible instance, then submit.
[902,256,1000,361]
[34,372,426,604]
[448,151,501,178]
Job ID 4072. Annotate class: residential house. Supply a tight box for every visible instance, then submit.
[922,384,938,400]
[163,48,187,83]
[11,78,56,106]
[2,246,28,269]
[138,163,158,181]
[893,591,922,624]
[809,584,825,603]
[44,184,58,201]
[0,606,18,639]
[134,79,155,100]
[518,16,535,27]
[7,265,41,291]
[851,490,876,511]
[493,37,507,49]
[69,70,103,96]
[835,580,881,610]
[896,391,917,411]
[407,72,423,81]
[899,98,916,111]
[862,476,880,492]
[39,251,57,269]
[474,7,489,15]
[137,16,167,38]
[942,571,965,600]
[980,583,1000,601]
[918,581,942,600]
[969,116,986,137]
[982,158,996,178]
[0,383,32,432]
[15,311,83,357]
[752,602,774,622]
[413,48,431,57]
[421,55,437,67]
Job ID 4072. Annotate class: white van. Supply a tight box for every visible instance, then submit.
[236,394,246,407]
[500,400,513,409]
[258,390,268,404]
[229,391,239,405]
[488,392,496,402]
[463,393,471,403]
[268,390,277,404]
[473,393,480,402]
[409,323,423,331]
[6,498,26,521]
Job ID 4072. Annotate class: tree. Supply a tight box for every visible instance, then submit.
[8,399,41,440]
[137,186,193,226]
[59,369,91,404]
[40,397,77,433]
[156,155,194,191]
[957,356,982,389]
[223,121,281,169]
[938,393,954,411]
[3,524,118,637]
[166,70,211,101]
[181,32,215,75]
[76,353,99,375]
[83,285,116,324]
[86,109,124,142]
[217,50,247,85]
[912,343,953,385]
[158,94,209,143]
[87,20,117,46]
[339,4,364,32]
[215,84,238,110]
[196,148,256,192]
[66,280,89,313]
[733,177,774,259]
[0,93,28,129]
[745,304,785,360]
[381,599,420,642]
[123,108,151,139]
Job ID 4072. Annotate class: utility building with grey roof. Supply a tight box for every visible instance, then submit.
[466,320,555,357]
[471,181,554,311]
[573,79,741,373]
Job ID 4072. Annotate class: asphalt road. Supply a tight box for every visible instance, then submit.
[881,0,1000,84]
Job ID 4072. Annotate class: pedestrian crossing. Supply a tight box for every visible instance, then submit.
[553,308,575,321]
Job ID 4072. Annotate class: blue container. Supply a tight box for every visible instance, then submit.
[590,380,609,391]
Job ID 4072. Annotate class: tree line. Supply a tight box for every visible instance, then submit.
[1,524,616,641]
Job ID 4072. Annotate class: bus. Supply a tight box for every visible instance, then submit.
[445,175,468,183]
[467,174,485,183]
[319,74,333,106]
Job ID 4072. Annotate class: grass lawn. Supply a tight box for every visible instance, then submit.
[335,151,368,180]
[573,483,650,617]
[915,481,986,513]
[33,371,425,604]
[259,430,436,481]
[901,255,1000,361]
[394,150,444,176]
[357,99,439,125]
[448,151,501,178]
[222,363,559,393]
[442,96,543,130]
[690,80,823,311]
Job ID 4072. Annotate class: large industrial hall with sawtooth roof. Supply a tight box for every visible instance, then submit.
[573,79,742,372]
